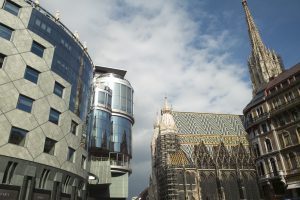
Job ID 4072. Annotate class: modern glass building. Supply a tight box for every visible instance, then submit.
[88,66,134,200]
[0,0,93,199]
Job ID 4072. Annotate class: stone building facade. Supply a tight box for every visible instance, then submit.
[150,99,261,200]
[242,0,300,199]
[0,0,93,199]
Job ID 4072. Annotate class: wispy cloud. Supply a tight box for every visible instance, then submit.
[41,0,252,197]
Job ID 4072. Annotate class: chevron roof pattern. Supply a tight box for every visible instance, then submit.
[172,111,246,136]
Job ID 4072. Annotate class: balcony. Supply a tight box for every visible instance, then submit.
[245,112,269,128]
[269,95,300,116]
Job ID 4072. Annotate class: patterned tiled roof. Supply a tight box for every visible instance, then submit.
[169,150,190,166]
[172,112,246,136]
[171,111,248,162]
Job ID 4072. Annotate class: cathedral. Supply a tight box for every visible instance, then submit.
[149,98,261,200]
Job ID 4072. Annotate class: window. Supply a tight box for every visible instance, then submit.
[256,107,263,116]
[49,108,60,125]
[67,147,75,162]
[0,23,13,40]
[53,82,64,97]
[39,169,50,189]
[9,126,28,146]
[265,138,273,152]
[24,66,39,84]
[292,110,299,121]
[43,138,56,155]
[3,0,20,16]
[0,53,6,68]
[31,41,45,57]
[17,94,34,113]
[258,162,265,176]
[70,120,78,135]
[2,161,17,184]
[261,123,269,133]
[283,132,292,147]
[81,155,86,169]
[289,153,298,169]
[253,143,261,157]
[270,158,278,176]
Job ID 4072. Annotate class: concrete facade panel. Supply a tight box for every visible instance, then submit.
[13,78,44,99]
[26,127,46,158]
[0,143,33,160]
[0,10,26,30]
[3,54,26,81]
[0,38,19,55]
[32,97,50,125]
[5,109,39,131]
[55,138,68,165]
[34,152,61,169]
[12,29,33,53]
[21,52,49,72]
[65,133,80,150]
[0,82,19,113]
[46,94,68,113]
[0,114,11,146]
[40,122,64,141]
[38,71,55,95]
[0,68,11,86]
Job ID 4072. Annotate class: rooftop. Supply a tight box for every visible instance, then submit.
[95,66,127,78]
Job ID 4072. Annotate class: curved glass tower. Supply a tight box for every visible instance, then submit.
[0,0,93,199]
[88,66,134,199]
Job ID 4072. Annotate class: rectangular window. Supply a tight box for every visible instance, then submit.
[24,66,40,84]
[81,155,86,169]
[17,94,34,113]
[3,0,20,16]
[67,147,75,162]
[53,82,64,98]
[43,137,56,155]
[70,120,78,135]
[0,53,5,68]
[49,108,60,125]
[9,126,28,146]
[31,41,45,57]
[0,23,13,40]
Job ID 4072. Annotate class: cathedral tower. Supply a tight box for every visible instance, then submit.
[242,0,284,94]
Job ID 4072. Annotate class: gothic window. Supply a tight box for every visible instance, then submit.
[39,169,50,189]
[257,162,265,176]
[2,161,17,184]
[282,132,292,147]
[256,107,263,116]
[253,143,260,157]
[297,127,300,143]
[265,138,273,152]
[292,110,299,121]
[288,152,298,170]
[270,158,278,176]
[285,91,294,102]
[261,123,269,133]
[277,115,286,126]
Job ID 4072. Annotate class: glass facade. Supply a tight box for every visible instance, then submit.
[88,72,134,157]
[111,116,132,155]
[89,110,111,150]
[27,9,93,120]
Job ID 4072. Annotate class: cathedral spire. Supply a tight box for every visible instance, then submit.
[242,0,284,95]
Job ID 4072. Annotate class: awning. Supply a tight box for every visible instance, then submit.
[287,183,300,189]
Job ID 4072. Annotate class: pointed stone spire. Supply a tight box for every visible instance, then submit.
[242,0,284,95]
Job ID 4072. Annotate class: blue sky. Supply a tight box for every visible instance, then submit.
[41,0,299,198]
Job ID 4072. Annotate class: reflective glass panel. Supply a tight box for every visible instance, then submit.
[17,94,33,113]
[3,1,20,16]
[31,41,45,57]
[49,108,60,125]
[53,82,64,98]
[24,66,39,83]
[0,23,13,40]
[9,127,28,146]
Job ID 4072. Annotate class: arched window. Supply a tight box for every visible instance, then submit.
[265,138,273,152]
[257,162,265,176]
[289,152,298,169]
[282,132,292,147]
[296,127,300,143]
[253,143,261,157]
[270,158,278,176]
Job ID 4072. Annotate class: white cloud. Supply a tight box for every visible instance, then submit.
[40,0,252,197]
